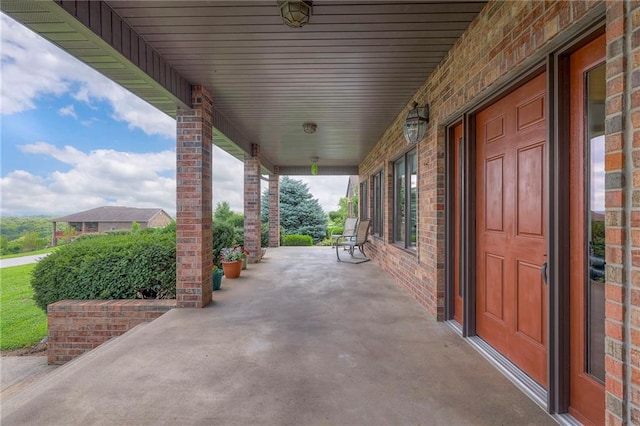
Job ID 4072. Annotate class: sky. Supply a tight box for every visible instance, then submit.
[0,13,349,218]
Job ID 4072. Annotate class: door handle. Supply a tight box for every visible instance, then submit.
[541,262,548,285]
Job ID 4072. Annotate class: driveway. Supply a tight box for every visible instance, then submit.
[0,253,50,268]
[1,247,557,425]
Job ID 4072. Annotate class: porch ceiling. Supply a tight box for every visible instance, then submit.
[1,1,487,174]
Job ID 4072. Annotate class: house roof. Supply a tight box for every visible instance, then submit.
[51,206,169,223]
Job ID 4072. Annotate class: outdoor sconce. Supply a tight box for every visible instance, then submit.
[311,157,319,175]
[278,0,313,28]
[402,102,429,144]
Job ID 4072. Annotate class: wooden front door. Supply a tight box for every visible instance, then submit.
[568,34,606,426]
[476,73,548,386]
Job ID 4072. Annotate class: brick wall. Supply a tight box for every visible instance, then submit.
[607,1,640,424]
[359,1,602,319]
[47,300,175,365]
[604,2,627,424]
[148,210,173,228]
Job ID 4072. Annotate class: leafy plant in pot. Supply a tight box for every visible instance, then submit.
[220,246,248,279]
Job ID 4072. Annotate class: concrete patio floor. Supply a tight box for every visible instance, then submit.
[1,247,557,425]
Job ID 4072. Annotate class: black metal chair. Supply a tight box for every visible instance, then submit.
[336,219,370,263]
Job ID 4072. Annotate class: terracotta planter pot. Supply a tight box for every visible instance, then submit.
[222,260,242,279]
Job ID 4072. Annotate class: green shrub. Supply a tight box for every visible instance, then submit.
[233,227,244,247]
[261,223,286,247]
[212,220,238,266]
[316,237,335,247]
[282,234,313,246]
[31,231,176,312]
[327,226,343,237]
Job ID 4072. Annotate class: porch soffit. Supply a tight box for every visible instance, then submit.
[1,1,487,175]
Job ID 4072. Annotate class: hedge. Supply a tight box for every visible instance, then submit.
[31,229,176,312]
[282,234,313,246]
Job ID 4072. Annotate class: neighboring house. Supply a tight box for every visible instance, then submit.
[345,175,359,218]
[51,206,173,246]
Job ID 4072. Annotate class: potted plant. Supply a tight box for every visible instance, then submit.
[241,247,250,270]
[220,246,245,279]
[212,265,223,291]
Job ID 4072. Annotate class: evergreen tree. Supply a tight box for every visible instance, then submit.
[261,177,327,241]
[213,201,234,223]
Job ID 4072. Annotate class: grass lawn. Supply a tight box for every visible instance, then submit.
[0,247,55,260]
[0,264,47,350]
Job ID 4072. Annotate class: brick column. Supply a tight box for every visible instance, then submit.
[175,85,213,308]
[268,167,280,247]
[244,144,261,263]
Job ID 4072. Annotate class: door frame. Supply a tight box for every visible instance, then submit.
[445,119,464,328]
[443,20,606,416]
[550,26,607,416]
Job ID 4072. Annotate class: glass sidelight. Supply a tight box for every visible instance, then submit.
[585,63,606,383]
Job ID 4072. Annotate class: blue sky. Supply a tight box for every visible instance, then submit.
[0,13,348,217]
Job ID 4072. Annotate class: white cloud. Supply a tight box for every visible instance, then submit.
[2,142,177,216]
[1,142,251,217]
[57,104,77,119]
[212,147,245,213]
[0,13,175,139]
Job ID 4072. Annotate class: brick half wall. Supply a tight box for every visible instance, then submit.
[47,299,175,365]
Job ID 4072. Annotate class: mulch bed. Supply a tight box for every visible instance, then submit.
[1,342,47,357]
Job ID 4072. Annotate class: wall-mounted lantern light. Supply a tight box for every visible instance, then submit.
[303,121,317,134]
[278,0,313,28]
[402,102,429,144]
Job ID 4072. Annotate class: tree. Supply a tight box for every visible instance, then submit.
[20,232,48,252]
[214,201,234,223]
[214,201,244,228]
[327,193,359,228]
[0,236,8,255]
[213,201,244,246]
[261,177,327,241]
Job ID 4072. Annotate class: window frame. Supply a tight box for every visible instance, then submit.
[359,179,369,220]
[393,148,418,250]
[372,169,384,237]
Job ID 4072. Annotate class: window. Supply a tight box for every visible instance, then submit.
[359,180,368,219]
[394,149,418,249]
[372,170,383,237]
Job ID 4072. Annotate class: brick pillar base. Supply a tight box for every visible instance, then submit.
[175,85,213,308]
[244,144,262,263]
[268,167,280,247]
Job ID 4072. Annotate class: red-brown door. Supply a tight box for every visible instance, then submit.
[476,73,548,387]
[568,34,606,426]
[452,122,463,325]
